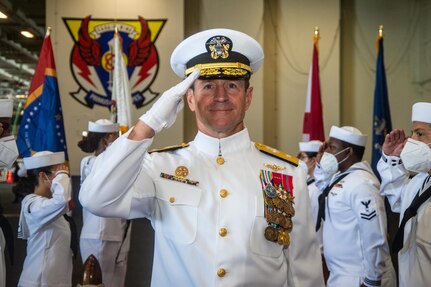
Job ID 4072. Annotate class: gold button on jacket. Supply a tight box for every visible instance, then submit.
[219,228,228,237]
[219,189,228,198]
[217,268,226,277]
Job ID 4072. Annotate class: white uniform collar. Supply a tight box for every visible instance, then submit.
[0,135,14,142]
[331,160,373,183]
[193,128,251,157]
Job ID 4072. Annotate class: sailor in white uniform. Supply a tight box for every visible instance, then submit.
[16,151,73,287]
[377,102,431,287]
[297,140,322,230]
[315,126,396,287]
[78,119,131,287]
[0,99,17,287]
[80,28,324,287]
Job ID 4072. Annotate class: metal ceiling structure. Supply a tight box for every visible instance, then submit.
[0,0,45,96]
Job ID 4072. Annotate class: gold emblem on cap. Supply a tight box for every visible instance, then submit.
[208,36,230,59]
[175,166,189,178]
[216,156,225,165]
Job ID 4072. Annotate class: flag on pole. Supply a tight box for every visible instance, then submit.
[371,25,392,177]
[111,28,132,134]
[17,28,68,160]
[303,27,325,142]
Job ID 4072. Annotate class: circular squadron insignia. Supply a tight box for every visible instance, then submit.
[64,15,166,109]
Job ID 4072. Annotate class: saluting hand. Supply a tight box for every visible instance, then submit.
[139,69,200,134]
[52,164,70,177]
[382,129,407,157]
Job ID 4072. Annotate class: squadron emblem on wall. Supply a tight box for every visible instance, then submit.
[63,15,166,109]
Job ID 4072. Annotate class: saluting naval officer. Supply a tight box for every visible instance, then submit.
[79,28,324,286]
[377,102,431,287]
[314,126,396,287]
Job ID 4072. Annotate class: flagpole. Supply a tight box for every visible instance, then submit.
[110,26,118,124]
[314,26,319,47]
[371,24,392,178]
[302,26,325,142]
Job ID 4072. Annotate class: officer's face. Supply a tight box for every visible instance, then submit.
[187,78,253,138]
[411,121,431,143]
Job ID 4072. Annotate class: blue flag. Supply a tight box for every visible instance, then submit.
[17,31,68,160]
[371,35,391,178]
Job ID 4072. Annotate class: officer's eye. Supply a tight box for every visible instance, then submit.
[202,83,214,90]
[227,82,238,89]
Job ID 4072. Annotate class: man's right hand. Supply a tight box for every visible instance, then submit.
[139,69,200,134]
[382,129,407,157]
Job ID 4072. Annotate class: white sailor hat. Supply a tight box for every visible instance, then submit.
[170,28,264,79]
[299,140,322,152]
[0,99,13,118]
[412,102,431,123]
[23,151,65,170]
[88,119,119,133]
[329,125,367,147]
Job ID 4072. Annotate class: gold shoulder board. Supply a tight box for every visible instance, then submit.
[148,143,190,154]
[255,143,299,167]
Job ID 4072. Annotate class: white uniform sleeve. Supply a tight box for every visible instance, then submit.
[80,156,94,184]
[377,155,410,213]
[351,181,388,286]
[79,131,155,220]
[284,167,325,287]
[26,173,71,227]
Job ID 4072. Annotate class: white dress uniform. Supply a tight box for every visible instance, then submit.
[80,128,324,287]
[18,173,73,287]
[307,177,323,251]
[79,155,131,287]
[323,161,396,287]
[378,154,431,287]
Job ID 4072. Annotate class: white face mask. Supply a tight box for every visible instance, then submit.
[400,138,431,173]
[0,136,19,169]
[318,147,350,176]
[43,172,53,188]
[313,163,332,191]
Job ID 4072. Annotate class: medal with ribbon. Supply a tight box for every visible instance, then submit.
[260,169,295,248]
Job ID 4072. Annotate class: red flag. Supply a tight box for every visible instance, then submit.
[302,31,325,142]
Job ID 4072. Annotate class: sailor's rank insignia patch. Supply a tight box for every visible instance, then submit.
[360,199,377,220]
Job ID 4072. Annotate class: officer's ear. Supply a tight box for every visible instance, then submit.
[186,89,196,112]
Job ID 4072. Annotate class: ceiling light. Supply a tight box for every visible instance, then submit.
[0,11,7,19]
[20,30,34,38]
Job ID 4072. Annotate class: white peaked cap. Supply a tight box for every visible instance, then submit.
[23,151,65,170]
[88,119,119,133]
[329,125,367,147]
[299,140,322,152]
[0,99,13,118]
[170,28,264,78]
[411,102,431,123]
